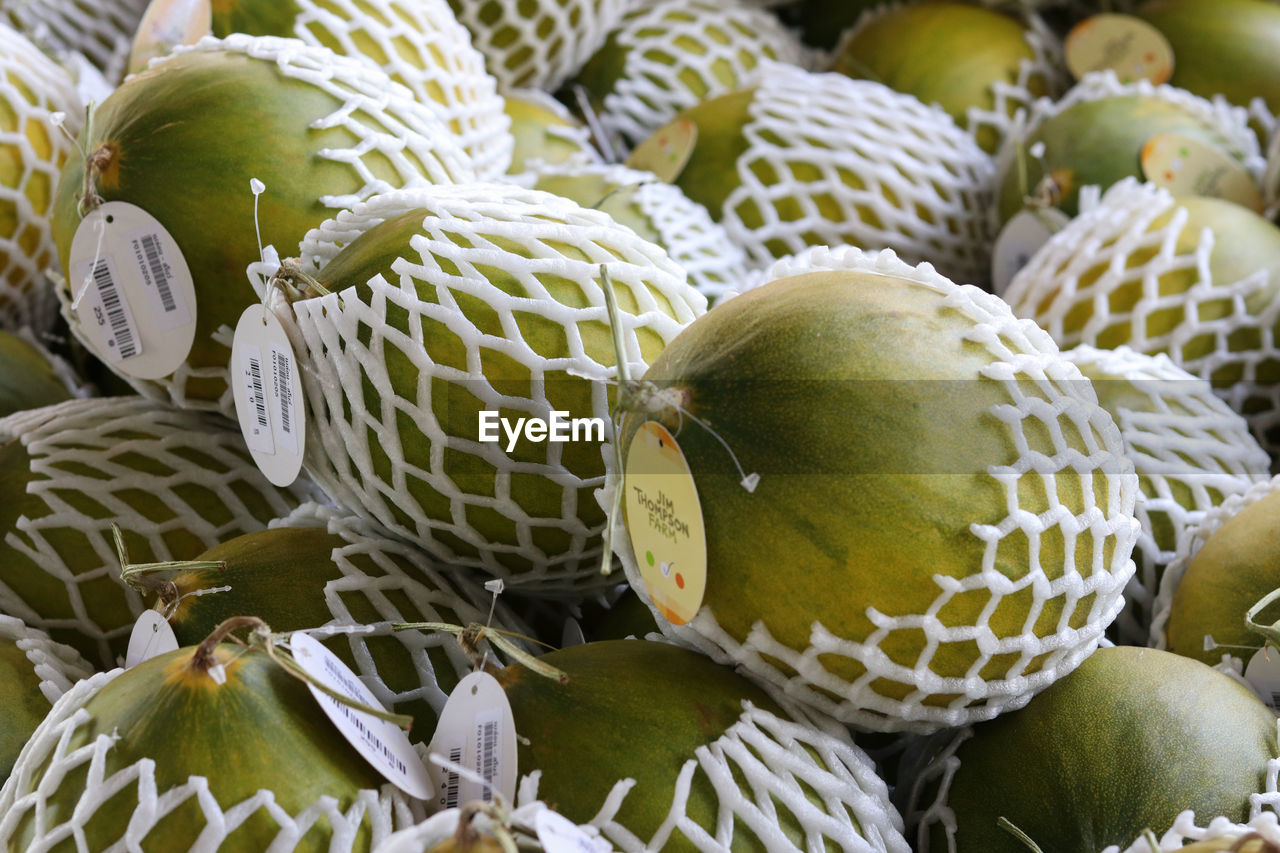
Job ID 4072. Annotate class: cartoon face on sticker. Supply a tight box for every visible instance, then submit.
[623,421,707,626]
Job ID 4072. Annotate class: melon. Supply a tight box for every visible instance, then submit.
[0,396,317,668]
[52,35,473,414]
[1003,179,1280,453]
[517,160,750,304]
[831,2,1066,153]
[649,62,993,284]
[615,246,1139,732]
[280,183,703,594]
[0,328,77,416]
[503,88,601,176]
[1062,345,1269,645]
[498,639,910,853]
[906,646,1279,853]
[133,506,534,740]
[0,635,417,851]
[128,0,513,178]
[0,614,92,784]
[569,0,809,151]
[376,802,612,853]
[0,24,82,334]
[0,0,149,84]
[995,72,1261,224]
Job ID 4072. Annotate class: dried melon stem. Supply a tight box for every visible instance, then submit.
[271,256,331,302]
[113,523,226,615]
[79,142,116,218]
[391,620,567,685]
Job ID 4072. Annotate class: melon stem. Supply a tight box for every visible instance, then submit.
[78,143,113,218]
[391,621,568,684]
[997,816,1046,853]
[1243,586,1280,650]
[112,522,225,609]
[272,258,332,302]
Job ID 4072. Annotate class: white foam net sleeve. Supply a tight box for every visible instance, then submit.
[0,396,321,670]
[991,70,1264,236]
[282,0,514,180]
[0,614,94,707]
[611,245,1140,733]
[503,88,603,176]
[11,323,96,400]
[583,0,811,152]
[0,668,422,853]
[285,183,703,595]
[1003,178,1280,455]
[1062,344,1271,646]
[511,160,752,304]
[0,0,148,84]
[515,693,910,853]
[51,33,476,419]
[374,801,615,852]
[446,0,636,92]
[1148,474,1280,651]
[714,61,994,287]
[904,718,1280,853]
[263,502,536,735]
[836,2,1069,156]
[0,23,83,335]
[1265,120,1280,222]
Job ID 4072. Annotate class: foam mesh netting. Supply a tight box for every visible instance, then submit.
[0,396,319,669]
[0,669,422,853]
[9,323,96,400]
[271,0,513,179]
[1265,122,1280,221]
[1148,474,1280,652]
[1063,345,1270,646]
[285,184,703,594]
[609,246,1140,733]
[0,614,93,706]
[578,0,810,152]
[705,61,994,286]
[0,24,82,335]
[838,2,1068,155]
[0,0,148,84]
[54,33,476,418]
[374,801,614,852]
[516,695,910,853]
[992,70,1264,234]
[902,718,1280,853]
[511,160,751,304]
[503,87,602,175]
[258,502,535,736]
[1002,178,1280,455]
[446,0,636,92]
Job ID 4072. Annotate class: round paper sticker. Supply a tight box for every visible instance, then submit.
[991,208,1069,296]
[623,421,707,626]
[1141,133,1264,213]
[1064,14,1174,85]
[624,118,698,184]
[230,304,306,487]
[68,201,197,379]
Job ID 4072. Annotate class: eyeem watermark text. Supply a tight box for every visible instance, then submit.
[478,411,606,452]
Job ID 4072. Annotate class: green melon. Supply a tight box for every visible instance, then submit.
[6,641,392,852]
[0,330,74,416]
[919,646,1277,853]
[53,36,470,409]
[1135,0,1280,113]
[775,0,886,50]
[832,1,1056,152]
[617,254,1138,731]
[503,88,601,176]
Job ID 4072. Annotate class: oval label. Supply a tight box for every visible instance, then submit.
[991,207,1070,296]
[624,118,698,184]
[230,304,306,487]
[1141,132,1264,213]
[623,421,707,626]
[124,609,179,668]
[425,670,519,813]
[1065,14,1174,85]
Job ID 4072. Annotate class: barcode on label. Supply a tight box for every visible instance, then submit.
[248,354,268,428]
[1269,692,1280,710]
[444,746,462,809]
[238,343,274,455]
[475,711,501,802]
[139,233,176,313]
[91,257,140,360]
[270,344,297,454]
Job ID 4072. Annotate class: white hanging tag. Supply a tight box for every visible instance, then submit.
[426,671,518,813]
[991,208,1070,296]
[1245,646,1280,712]
[68,201,197,379]
[124,610,179,668]
[535,809,610,853]
[289,632,434,800]
[230,304,306,487]
[560,618,586,649]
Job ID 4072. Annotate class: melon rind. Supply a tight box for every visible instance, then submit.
[0,396,319,668]
[1062,344,1269,646]
[576,0,812,152]
[503,87,602,176]
[375,802,614,852]
[611,245,1140,733]
[0,24,82,334]
[1,0,148,84]
[0,666,418,851]
[287,184,703,593]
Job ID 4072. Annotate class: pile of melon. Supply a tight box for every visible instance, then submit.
[3,1,1280,851]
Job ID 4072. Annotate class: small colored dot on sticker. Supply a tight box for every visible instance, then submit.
[646,551,655,566]
[1145,53,1154,62]
[1164,171,1174,180]
[675,573,685,590]
[1179,148,1189,157]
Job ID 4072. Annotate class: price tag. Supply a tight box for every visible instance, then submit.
[128,0,212,73]
[68,201,197,379]
[535,809,611,853]
[1141,133,1264,213]
[231,304,306,487]
[124,610,179,668]
[624,118,697,184]
[991,208,1069,296]
[426,671,518,813]
[290,632,434,799]
[1065,14,1174,85]
[623,421,707,626]
[1245,646,1280,712]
